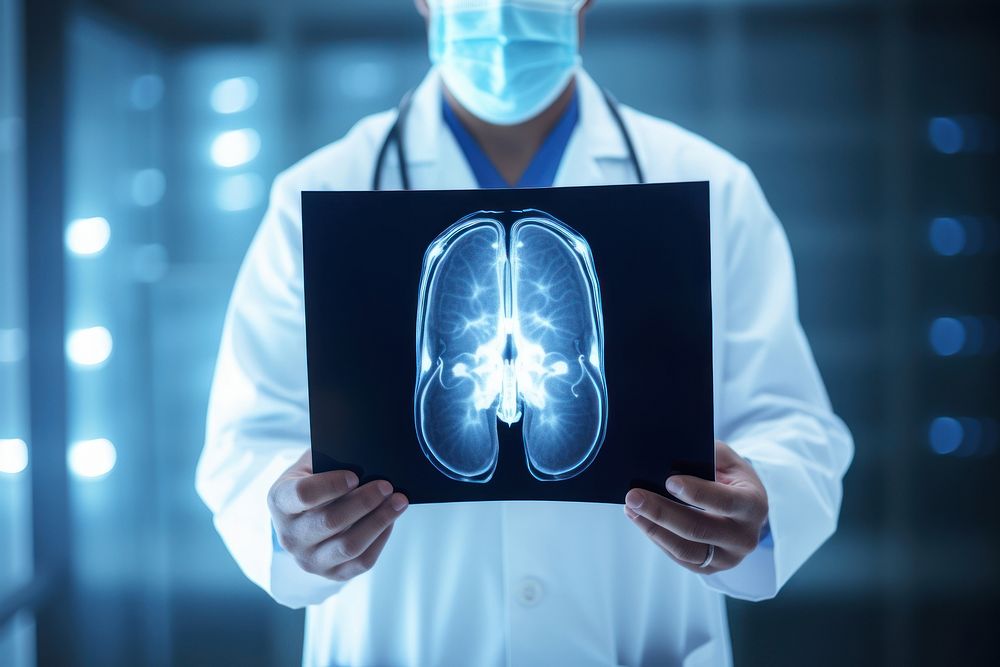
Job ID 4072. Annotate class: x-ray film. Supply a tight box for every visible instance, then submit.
[302,183,714,504]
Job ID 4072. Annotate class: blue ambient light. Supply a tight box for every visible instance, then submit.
[929,417,963,455]
[928,117,964,154]
[929,317,966,357]
[210,77,258,114]
[929,217,966,256]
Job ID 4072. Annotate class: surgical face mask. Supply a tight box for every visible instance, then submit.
[428,0,584,126]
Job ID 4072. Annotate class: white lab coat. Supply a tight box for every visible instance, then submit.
[196,68,853,667]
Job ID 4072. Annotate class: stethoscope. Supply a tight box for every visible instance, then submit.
[372,86,646,191]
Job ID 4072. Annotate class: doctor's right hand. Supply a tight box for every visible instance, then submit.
[267,450,409,582]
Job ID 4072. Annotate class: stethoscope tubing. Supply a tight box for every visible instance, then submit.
[372,85,645,190]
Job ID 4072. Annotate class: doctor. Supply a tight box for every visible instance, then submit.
[197,0,854,665]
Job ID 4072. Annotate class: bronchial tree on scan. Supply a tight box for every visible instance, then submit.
[414,210,608,483]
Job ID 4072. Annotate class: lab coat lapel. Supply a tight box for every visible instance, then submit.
[401,68,478,191]
[554,68,632,188]
[425,133,478,191]
[553,126,605,186]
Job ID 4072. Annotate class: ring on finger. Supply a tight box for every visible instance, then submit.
[698,544,715,569]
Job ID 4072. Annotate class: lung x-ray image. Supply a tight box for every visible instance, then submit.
[302,183,714,504]
[415,211,607,484]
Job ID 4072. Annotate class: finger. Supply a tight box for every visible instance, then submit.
[271,468,361,515]
[326,523,396,582]
[314,492,408,566]
[624,506,713,564]
[625,489,747,551]
[624,507,738,574]
[297,480,394,538]
[664,475,750,519]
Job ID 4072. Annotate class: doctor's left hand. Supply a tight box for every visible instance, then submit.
[268,450,409,582]
[623,440,769,574]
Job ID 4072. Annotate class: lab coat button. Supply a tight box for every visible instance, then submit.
[516,577,544,607]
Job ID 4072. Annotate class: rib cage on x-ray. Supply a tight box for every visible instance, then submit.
[414,210,608,483]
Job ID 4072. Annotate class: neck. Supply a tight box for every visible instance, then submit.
[443,79,577,186]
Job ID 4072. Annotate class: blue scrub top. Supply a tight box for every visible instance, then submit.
[442,91,579,188]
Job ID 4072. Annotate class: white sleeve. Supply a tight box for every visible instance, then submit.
[701,164,854,601]
[195,171,345,608]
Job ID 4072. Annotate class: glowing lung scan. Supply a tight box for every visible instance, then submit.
[414,210,607,483]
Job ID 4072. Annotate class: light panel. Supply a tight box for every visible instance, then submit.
[68,438,117,479]
[66,326,113,367]
[65,216,111,256]
[210,128,260,168]
[0,438,28,475]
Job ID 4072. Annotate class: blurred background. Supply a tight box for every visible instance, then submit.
[1,0,998,665]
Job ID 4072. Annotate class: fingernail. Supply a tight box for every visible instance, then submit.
[345,472,359,489]
[625,491,644,510]
[377,480,392,497]
[623,506,638,520]
[390,494,408,512]
[666,478,683,497]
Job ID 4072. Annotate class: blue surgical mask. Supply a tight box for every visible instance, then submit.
[428,0,583,126]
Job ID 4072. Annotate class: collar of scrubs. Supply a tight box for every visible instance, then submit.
[441,90,580,188]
